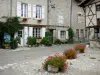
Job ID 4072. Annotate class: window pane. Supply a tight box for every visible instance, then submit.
[36,6,41,18]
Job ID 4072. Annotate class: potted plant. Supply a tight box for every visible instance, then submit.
[74,44,86,53]
[42,55,67,73]
[63,49,77,59]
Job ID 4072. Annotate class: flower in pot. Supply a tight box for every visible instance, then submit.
[74,44,86,53]
[63,49,77,59]
[43,55,67,73]
[22,18,27,22]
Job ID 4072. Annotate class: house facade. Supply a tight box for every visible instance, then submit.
[79,0,100,47]
[0,0,48,46]
[48,0,85,42]
[0,0,85,46]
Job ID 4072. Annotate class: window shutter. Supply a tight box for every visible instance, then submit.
[66,31,68,39]
[58,30,60,39]
[29,27,33,36]
[17,2,21,17]
[42,6,44,19]
[28,4,31,18]
[33,5,36,18]
[23,4,25,17]
[40,7,42,19]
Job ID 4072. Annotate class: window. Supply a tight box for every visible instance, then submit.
[94,28,100,39]
[33,5,44,19]
[96,4,100,11]
[77,12,83,23]
[33,28,40,37]
[58,16,64,25]
[97,18,100,25]
[36,6,41,18]
[76,29,79,39]
[18,30,22,37]
[21,3,28,17]
[60,31,66,39]
[17,2,28,17]
[80,29,84,38]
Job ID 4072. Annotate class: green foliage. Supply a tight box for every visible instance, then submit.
[54,39,63,44]
[27,36,36,46]
[41,37,52,46]
[44,56,66,72]
[10,38,18,49]
[45,31,52,37]
[68,27,74,43]
[15,37,21,44]
[4,17,23,37]
[63,49,76,59]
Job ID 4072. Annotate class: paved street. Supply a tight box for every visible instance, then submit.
[0,44,75,75]
[0,44,100,75]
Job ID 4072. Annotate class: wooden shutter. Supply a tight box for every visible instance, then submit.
[28,4,31,18]
[23,4,25,17]
[17,2,21,17]
[58,30,60,39]
[42,6,44,19]
[66,31,68,39]
[33,5,36,18]
[29,27,33,36]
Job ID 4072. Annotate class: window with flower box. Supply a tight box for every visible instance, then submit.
[17,2,32,18]
[33,5,44,19]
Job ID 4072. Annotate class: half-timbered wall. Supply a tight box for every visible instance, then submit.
[86,4,97,27]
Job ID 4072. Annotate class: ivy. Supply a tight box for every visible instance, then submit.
[68,27,74,43]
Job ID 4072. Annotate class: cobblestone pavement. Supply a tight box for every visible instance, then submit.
[0,44,100,75]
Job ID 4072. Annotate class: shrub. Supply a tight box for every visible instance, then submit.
[32,37,36,45]
[41,37,52,46]
[27,36,36,46]
[67,27,74,43]
[54,39,63,44]
[43,55,67,72]
[63,49,76,59]
[74,44,86,53]
[45,31,52,37]
[10,38,18,49]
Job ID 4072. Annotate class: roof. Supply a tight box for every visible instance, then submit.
[92,0,100,3]
[78,0,93,7]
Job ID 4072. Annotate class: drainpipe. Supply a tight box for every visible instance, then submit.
[10,0,12,17]
[70,0,72,27]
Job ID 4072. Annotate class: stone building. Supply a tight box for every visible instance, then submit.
[48,0,85,42]
[0,0,48,46]
[0,0,85,46]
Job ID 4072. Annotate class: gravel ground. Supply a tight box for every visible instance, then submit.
[0,47,100,75]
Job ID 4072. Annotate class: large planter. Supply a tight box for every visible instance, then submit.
[48,65,59,73]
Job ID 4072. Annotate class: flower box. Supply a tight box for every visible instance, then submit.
[48,65,59,73]
[42,54,67,73]
[22,18,27,22]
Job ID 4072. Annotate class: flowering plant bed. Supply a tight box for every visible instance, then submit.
[63,49,77,59]
[74,44,86,53]
[42,54,67,73]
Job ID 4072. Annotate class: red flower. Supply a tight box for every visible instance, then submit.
[63,65,67,69]
[23,18,27,22]
[48,56,53,59]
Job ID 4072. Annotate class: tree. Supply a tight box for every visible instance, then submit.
[4,17,23,38]
[68,27,74,43]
